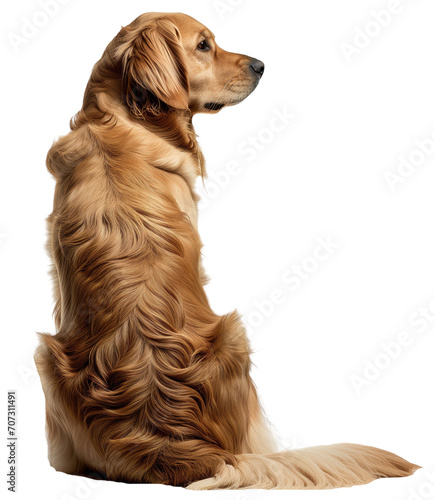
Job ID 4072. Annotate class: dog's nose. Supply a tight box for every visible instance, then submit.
[249,58,265,78]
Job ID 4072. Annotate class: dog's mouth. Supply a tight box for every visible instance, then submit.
[203,81,260,112]
[204,102,225,111]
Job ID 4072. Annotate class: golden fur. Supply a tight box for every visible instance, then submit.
[35,12,419,489]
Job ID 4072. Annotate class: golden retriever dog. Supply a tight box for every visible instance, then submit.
[35,12,419,489]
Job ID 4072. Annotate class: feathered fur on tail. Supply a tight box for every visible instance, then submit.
[188,443,420,490]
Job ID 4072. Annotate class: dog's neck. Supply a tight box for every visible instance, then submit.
[72,48,206,191]
[71,86,202,230]
[73,91,204,193]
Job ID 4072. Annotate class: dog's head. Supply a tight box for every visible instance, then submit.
[114,12,264,117]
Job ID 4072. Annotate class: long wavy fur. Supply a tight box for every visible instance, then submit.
[35,12,420,489]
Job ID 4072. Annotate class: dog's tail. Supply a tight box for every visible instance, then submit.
[187,443,420,490]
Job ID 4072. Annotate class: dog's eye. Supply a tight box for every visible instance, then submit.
[197,40,210,51]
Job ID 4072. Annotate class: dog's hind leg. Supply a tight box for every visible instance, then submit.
[34,344,85,476]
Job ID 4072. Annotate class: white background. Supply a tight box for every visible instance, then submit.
[1,0,434,499]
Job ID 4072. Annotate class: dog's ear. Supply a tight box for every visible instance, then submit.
[116,18,189,116]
